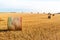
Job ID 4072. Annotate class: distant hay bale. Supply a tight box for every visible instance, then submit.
[10,12,16,13]
[52,14,55,16]
[21,12,23,13]
[48,15,51,19]
[31,12,33,14]
[48,12,51,19]
[43,12,45,14]
[37,12,39,14]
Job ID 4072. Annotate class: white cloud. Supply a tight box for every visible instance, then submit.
[0,0,60,13]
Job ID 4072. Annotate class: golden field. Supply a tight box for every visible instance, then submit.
[0,12,60,40]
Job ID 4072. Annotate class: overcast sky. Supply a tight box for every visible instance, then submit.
[0,0,60,13]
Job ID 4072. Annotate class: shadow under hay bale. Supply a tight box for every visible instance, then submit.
[0,30,8,32]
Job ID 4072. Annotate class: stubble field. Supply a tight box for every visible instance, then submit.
[0,12,60,40]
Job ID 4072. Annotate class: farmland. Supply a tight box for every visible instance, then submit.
[0,12,60,40]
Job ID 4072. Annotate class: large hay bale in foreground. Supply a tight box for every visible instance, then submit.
[0,16,22,31]
[8,17,22,31]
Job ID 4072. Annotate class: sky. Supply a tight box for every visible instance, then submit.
[0,0,60,13]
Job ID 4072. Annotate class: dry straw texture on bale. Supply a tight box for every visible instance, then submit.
[0,13,60,40]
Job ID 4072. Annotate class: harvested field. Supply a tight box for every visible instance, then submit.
[0,13,60,40]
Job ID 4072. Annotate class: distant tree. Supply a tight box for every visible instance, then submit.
[48,12,51,15]
[57,13,60,14]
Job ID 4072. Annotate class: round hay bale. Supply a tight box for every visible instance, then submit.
[8,17,22,31]
[37,12,39,14]
[48,15,51,19]
[31,12,33,14]
[52,14,55,16]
